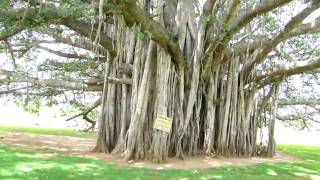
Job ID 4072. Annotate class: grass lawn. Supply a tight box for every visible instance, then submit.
[0,125,95,138]
[0,126,319,180]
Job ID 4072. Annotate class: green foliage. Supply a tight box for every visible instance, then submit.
[0,0,95,34]
[1,14,45,34]
[133,26,146,40]
[0,0,10,9]
[264,15,279,32]
[0,43,4,53]
[14,96,41,115]
[51,27,64,37]
[104,1,122,15]
[38,60,93,73]
[286,37,313,55]
[57,0,95,20]
[0,17,15,30]
[201,14,216,25]
[33,14,47,25]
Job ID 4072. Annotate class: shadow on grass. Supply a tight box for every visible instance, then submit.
[0,144,145,180]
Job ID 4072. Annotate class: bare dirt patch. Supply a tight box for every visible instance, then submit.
[0,132,300,170]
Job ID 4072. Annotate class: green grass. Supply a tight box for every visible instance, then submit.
[0,125,95,138]
[0,126,319,179]
[0,144,319,180]
[277,144,320,161]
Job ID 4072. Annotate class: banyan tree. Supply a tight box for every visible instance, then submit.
[1,0,320,163]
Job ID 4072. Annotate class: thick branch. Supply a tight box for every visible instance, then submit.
[243,3,320,74]
[65,97,102,121]
[36,45,106,61]
[0,7,116,56]
[106,77,132,85]
[0,69,102,91]
[0,86,30,95]
[119,0,184,67]
[230,0,292,34]
[1,68,131,92]
[61,18,116,56]
[231,18,320,55]
[277,114,320,124]
[36,27,107,54]
[290,17,320,36]
[0,25,24,41]
[202,0,292,75]
[254,57,320,82]
[278,98,320,106]
[224,0,241,26]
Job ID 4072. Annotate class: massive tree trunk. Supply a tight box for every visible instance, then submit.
[89,0,320,162]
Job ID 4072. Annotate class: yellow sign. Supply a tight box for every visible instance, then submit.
[153,116,173,133]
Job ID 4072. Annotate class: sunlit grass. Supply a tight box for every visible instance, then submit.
[0,125,95,138]
[277,144,320,161]
[0,144,319,180]
[0,126,319,179]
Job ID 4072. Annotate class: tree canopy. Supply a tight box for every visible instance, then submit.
[1,0,320,162]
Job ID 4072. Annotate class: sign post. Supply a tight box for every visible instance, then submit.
[153,116,173,133]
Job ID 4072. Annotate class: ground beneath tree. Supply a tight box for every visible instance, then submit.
[0,132,300,170]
